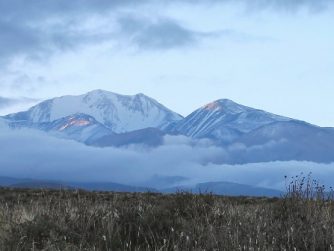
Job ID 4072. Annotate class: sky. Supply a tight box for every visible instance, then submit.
[0,0,333,126]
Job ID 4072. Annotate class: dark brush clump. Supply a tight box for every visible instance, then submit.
[0,177,333,250]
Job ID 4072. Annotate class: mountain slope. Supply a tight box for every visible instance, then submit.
[161,181,281,197]
[0,176,156,192]
[90,127,165,147]
[194,181,281,197]
[7,113,112,143]
[169,99,291,143]
[41,113,113,143]
[6,90,183,133]
[228,120,334,164]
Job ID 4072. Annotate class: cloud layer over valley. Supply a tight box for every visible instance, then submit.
[1,126,334,191]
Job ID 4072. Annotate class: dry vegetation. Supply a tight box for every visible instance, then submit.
[0,176,334,250]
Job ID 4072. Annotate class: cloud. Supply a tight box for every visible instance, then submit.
[0,97,35,109]
[0,0,332,20]
[1,128,334,191]
[0,0,332,64]
[0,97,39,115]
[174,0,334,12]
[0,0,133,21]
[0,6,214,64]
[240,0,333,13]
[0,0,333,99]
[116,16,221,50]
[0,97,14,109]
[0,21,41,62]
[0,18,115,65]
[116,16,258,51]
[117,17,198,50]
[0,1,133,64]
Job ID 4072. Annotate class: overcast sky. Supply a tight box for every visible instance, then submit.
[0,0,333,126]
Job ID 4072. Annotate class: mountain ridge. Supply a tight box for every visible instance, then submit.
[5,89,183,133]
[167,98,292,143]
[2,89,334,164]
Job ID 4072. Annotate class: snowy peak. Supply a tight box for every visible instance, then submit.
[6,90,183,133]
[202,99,251,114]
[171,99,291,141]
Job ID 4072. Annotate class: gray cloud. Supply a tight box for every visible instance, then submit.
[0,0,133,21]
[116,17,256,50]
[0,0,332,20]
[0,0,332,64]
[0,127,334,191]
[0,7,206,64]
[0,97,39,114]
[241,0,333,13]
[0,18,114,65]
[117,16,208,50]
[0,97,35,108]
[174,0,333,12]
[0,1,132,64]
[0,97,14,109]
[0,21,41,61]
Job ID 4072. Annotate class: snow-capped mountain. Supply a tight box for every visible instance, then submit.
[6,90,183,133]
[168,99,291,143]
[3,90,334,164]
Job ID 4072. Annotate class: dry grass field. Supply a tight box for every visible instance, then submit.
[0,177,333,250]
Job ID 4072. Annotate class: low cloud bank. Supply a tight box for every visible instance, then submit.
[0,128,334,190]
